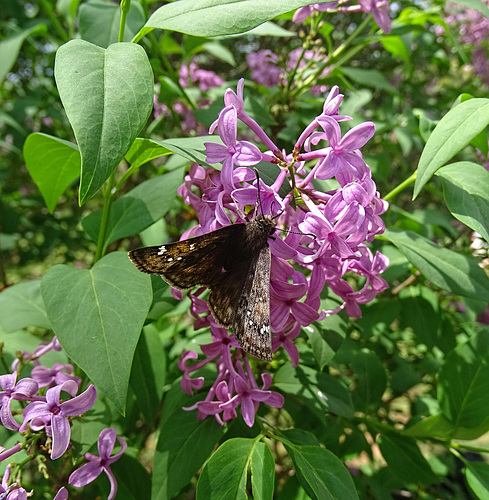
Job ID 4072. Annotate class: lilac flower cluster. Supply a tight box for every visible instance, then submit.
[293,0,392,33]
[0,337,126,499]
[247,47,331,94]
[176,80,389,426]
[437,0,489,85]
[153,59,225,134]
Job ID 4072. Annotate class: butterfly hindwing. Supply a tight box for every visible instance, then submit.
[128,224,246,290]
[233,245,272,361]
[207,259,254,328]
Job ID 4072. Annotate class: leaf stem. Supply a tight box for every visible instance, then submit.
[383,171,417,201]
[94,170,117,263]
[119,0,130,43]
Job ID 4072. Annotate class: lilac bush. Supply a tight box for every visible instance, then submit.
[2,0,489,498]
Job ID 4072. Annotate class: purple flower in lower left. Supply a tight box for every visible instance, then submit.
[20,381,97,460]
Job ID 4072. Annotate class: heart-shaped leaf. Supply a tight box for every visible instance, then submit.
[41,252,152,414]
[54,39,154,204]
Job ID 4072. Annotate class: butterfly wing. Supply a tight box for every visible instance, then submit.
[232,245,272,361]
[128,224,245,290]
[207,259,253,328]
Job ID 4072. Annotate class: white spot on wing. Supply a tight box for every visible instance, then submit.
[157,245,167,255]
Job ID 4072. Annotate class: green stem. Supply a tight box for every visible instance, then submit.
[451,442,489,455]
[383,171,417,202]
[331,15,372,61]
[39,0,70,42]
[119,0,131,42]
[94,171,117,263]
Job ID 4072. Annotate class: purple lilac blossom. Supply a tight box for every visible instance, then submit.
[69,428,127,500]
[438,1,489,85]
[20,381,97,460]
[173,79,388,426]
[0,465,28,500]
[0,373,39,431]
[293,0,391,33]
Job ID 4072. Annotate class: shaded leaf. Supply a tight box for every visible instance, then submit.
[152,386,225,500]
[382,228,489,301]
[438,330,489,436]
[24,133,80,213]
[0,280,51,332]
[437,161,489,243]
[378,432,438,484]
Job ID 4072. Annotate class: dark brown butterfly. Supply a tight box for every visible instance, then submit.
[128,214,277,361]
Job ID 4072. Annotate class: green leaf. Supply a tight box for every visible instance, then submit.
[414,98,489,198]
[129,329,166,427]
[251,442,275,500]
[340,67,397,93]
[403,414,456,439]
[82,168,184,248]
[23,133,81,213]
[136,0,327,40]
[0,23,45,83]
[465,461,489,500]
[79,0,146,48]
[0,280,51,332]
[41,252,152,414]
[451,0,489,18]
[399,286,441,349]
[54,39,154,204]
[274,363,354,419]
[196,438,268,500]
[304,316,347,371]
[125,138,172,169]
[380,36,410,63]
[382,228,489,301]
[351,349,387,411]
[152,387,225,500]
[436,161,489,243]
[283,442,359,500]
[438,330,489,434]
[151,136,223,169]
[377,432,438,484]
[113,454,151,500]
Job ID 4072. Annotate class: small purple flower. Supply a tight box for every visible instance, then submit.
[220,373,284,427]
[0,373,39,431]
[205,105,262,191]
[0,464,28,500]
[20,381,97,460]
[53,486,69,500]
[31,363,81,389]
[69,428,127,500]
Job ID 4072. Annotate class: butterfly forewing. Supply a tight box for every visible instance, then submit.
[233,246,273,361]
[128,224,245,289]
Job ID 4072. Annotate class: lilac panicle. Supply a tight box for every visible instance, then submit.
[175,79,388,426]
[69,428,127,500]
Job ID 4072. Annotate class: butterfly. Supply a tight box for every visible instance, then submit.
[128,213,277,361]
